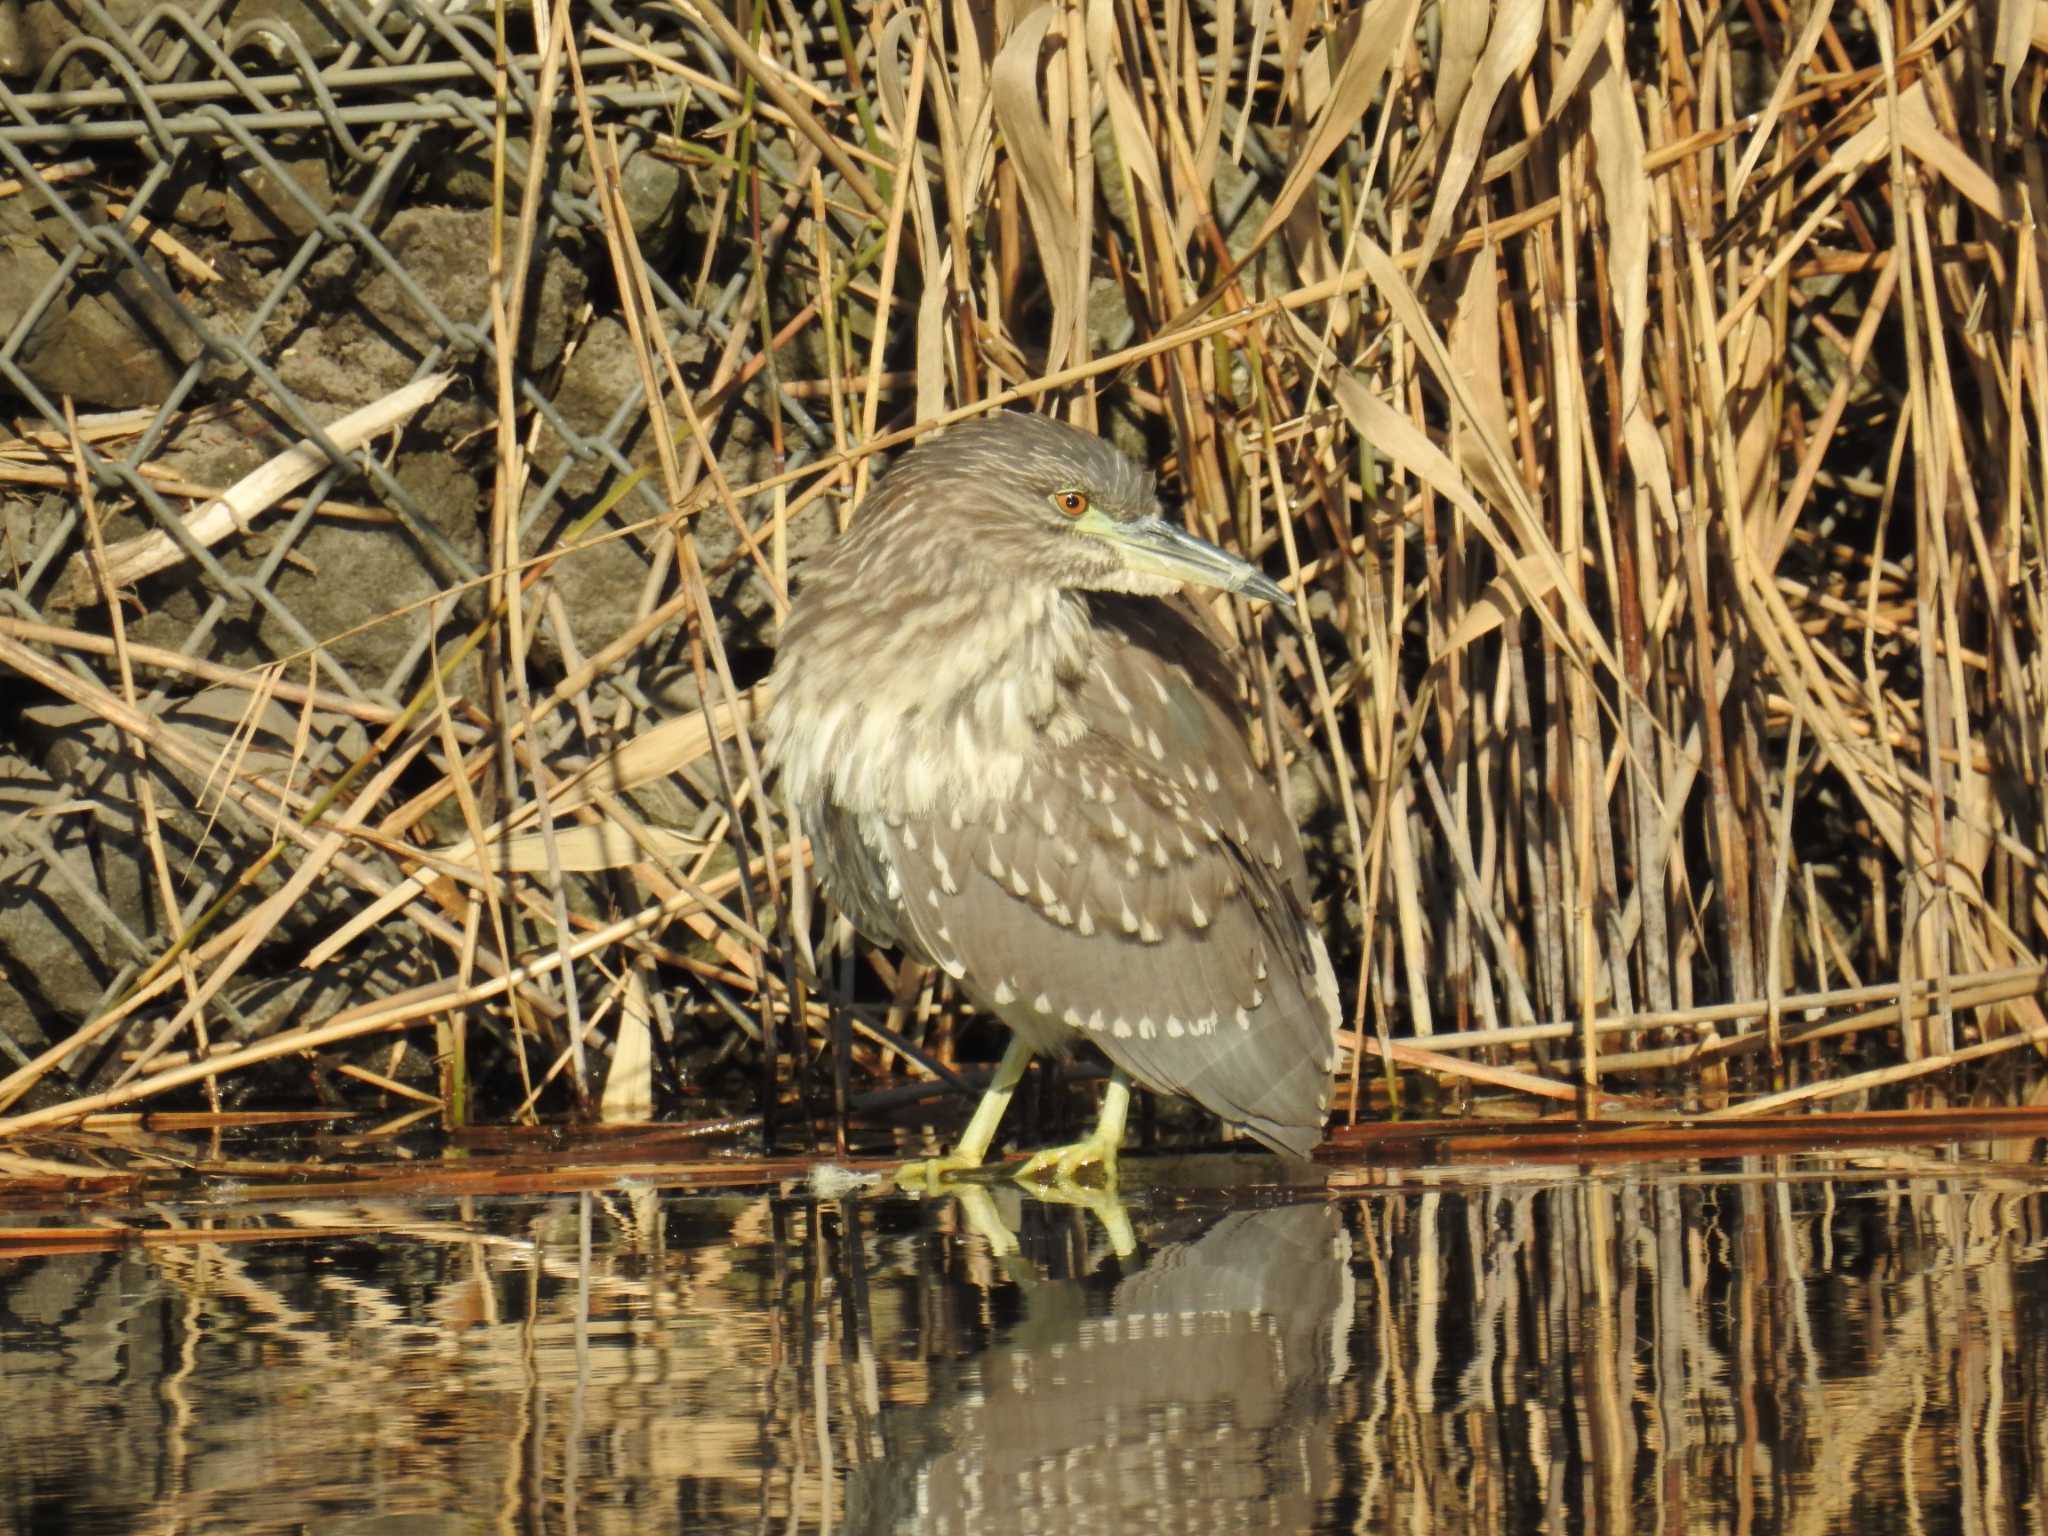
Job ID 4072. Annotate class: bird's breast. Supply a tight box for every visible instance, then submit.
[765,585,1093,820]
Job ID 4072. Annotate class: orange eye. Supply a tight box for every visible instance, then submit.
[1053,491,1090,518]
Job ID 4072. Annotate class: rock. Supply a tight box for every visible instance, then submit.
[221,138,337,242]
[245,447,490,686]
[0,687,448,1077]
[0,195,204,408]
[0,0,31,76]
[70,403,490,690]
[278,205,587,410]
[618,146,688,257]
[14,0,351,91]
[527,317,798,665]
[21,686,372,946]
[0,707,458,1082]
[0,748,133,1045]
[417,133,545,210]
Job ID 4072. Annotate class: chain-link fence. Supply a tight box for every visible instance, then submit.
[0,0,835,1122]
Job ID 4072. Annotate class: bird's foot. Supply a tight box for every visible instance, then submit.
[1012,1135,1120,1192]
[894,1153,985,1193]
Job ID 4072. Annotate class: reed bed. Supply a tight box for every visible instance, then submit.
[0,0,2044,1140]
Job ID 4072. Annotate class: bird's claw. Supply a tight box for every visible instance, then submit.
[1012,1139,1119,1191]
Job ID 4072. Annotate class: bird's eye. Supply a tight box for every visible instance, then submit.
[1053,491,1090,519]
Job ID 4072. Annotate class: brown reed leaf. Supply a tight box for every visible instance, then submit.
[1417,0,1541,269]
[990,6,1088,370]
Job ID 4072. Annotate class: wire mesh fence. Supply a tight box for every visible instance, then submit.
[0,0,826,1129]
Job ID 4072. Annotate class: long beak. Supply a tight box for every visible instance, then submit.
[1076,509,1296,611]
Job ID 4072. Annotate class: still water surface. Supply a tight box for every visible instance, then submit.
[3,1143,2043,1533]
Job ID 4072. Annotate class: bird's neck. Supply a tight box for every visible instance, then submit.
[767,581,1094,818]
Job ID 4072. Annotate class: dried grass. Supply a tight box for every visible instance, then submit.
[3,0,2046,1140]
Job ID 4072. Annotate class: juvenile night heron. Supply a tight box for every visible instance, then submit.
[765,412,1338,1186]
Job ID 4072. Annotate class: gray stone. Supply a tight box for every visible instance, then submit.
[277,206,587,410]
[15,0,350,90]
[0,194,205,409]
[618,147,688,257]
[526,317,794,664]
[23,688,372,926]
[0,749,134,1040]
[76,407,488,689]
[416,133,544,210]
[0,0,31,75]
[0,691,428,1055]
[221,139,337,243]
[245,448,489,686]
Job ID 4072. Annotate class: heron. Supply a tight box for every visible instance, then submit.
[764,411,1337,1187]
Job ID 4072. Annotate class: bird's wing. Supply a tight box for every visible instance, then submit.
[868,597,1338,1157]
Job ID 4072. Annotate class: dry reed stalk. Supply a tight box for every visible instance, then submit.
[0,0,2042,1140]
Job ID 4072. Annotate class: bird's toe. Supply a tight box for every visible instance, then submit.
[894,1153,985,1192]
[1013,1138,1119,1191]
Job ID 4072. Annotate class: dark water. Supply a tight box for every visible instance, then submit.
[3,1147,2044,1533]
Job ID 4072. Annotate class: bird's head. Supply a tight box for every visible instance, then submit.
[855,412,1295,611]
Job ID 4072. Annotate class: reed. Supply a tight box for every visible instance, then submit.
[0,0,2042,1139]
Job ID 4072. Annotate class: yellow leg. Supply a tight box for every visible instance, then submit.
[896,1035,1033,1191]
[1012,1070,1132,1191]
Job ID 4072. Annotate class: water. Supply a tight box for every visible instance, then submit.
[3,1142,2043,1533]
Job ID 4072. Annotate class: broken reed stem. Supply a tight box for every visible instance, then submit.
[1384,966,2048,1055]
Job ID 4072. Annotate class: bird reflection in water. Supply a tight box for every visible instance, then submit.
[848,1195,1353,1533]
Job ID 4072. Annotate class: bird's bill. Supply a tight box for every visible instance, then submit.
[1076,510,1296,610]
